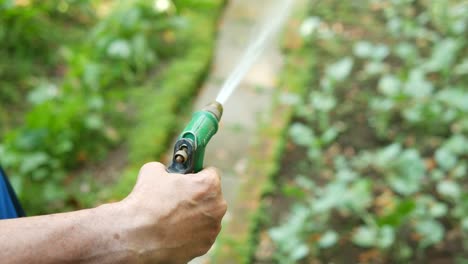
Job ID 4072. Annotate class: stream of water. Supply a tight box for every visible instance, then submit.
[215,0,294,105]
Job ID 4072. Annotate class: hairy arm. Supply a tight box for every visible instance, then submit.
[0,162,227,264]
[0,203,134,263]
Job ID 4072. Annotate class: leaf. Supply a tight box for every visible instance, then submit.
[443,134,468,155]
[44,181,67,201]
[282,184,306,199]
[437,88,468,112]
[19,152,49,175]
[429,202,448,218]
[353,41,388,60]
[300,16,321,38]
[345,179,373,211]
[453,164,467,179]
[425,38,460,71]
[370,97,395,112]
[326,57,354,82]
[336,168,358,182]
[378,199,415,227]
[295,175,315,190]
[376,143,402,167]
[462,218,468,232]
[107,39,131,59]
[289,123,314,147]
[415,219,444,247]
[84,114,103,130]
[318,230,338,248]
[83,63,101,91]
[354,41,374,58]
[388,149,426,195]
[353,225,395,249]
[310,91,336,112]
[454,59,468,75]
[403,69,434,98]
[437,180,461,199]
[27,83,60,105]
[364,61,386,75]
[269,204,312,261]
[87,96,104,110]
[378,75,401,97]
[394,42,418,60]
[320,127,339,144]
[313,182,346,213]
[372,44,390,61]
[377,226,395,249]
[290,244,309,260]
[435,148,458,171]
[352,226,377,247]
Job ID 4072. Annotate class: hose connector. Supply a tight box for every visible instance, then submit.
[203,101,223,121]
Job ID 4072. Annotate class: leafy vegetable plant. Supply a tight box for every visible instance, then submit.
[269,0,468,263]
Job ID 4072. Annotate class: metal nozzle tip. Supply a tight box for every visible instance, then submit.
[203,101,223,121]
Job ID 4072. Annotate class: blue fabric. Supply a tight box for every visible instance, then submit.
[0,167,25,219]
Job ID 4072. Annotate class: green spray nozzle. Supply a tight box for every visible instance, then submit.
[167,101,223,174]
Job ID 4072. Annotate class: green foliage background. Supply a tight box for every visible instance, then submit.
[268,0,468,263]
[0,0,225,214]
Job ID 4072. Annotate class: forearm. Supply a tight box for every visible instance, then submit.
[0,203,135,264]
[0,162,226,264]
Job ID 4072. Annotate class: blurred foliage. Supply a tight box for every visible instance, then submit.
[270,0,468,263]
[0,0,225,214]
[0,0,97,132]
[110,2,225,202]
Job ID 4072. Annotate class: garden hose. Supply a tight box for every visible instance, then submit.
[167,102,223,174]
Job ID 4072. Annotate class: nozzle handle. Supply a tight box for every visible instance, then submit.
[167,102,223,174]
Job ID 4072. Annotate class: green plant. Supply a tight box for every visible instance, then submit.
[0,0,225,214]
[0,1,96,136]
[269,0,468,263]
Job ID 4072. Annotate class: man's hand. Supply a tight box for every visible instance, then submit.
[121,162,227,263]
[0,162,226,264]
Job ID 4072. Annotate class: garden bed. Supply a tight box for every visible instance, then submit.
[255,0,468,263]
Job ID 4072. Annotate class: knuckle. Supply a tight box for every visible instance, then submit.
[214,222,222,235]
[206,237,215,250]
[207,171,221,189]
[196,244,211,257]
[194,173,220,191]
[202,168,221,184]
[220,199,228,215]
[209,235,217,247]
[141,162,161,172]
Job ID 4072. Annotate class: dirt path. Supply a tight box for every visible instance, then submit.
[186,0,302,263]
